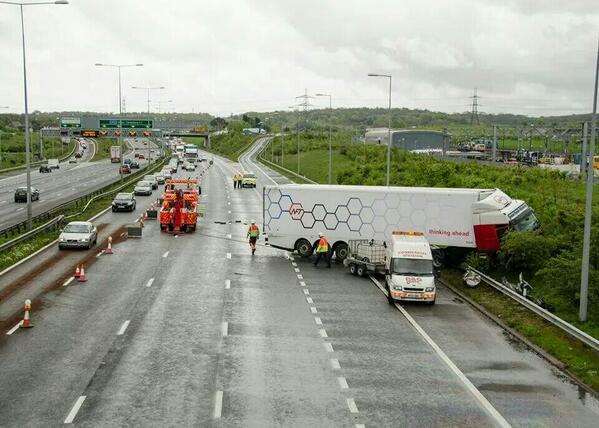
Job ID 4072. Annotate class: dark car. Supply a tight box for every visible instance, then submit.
[39,165,52,173]
[129,160,140,169]
[74,152,83,158]
[119,164,131,174]
[14,187,39,203]
[112,192,136,212]
[123,158,132,165]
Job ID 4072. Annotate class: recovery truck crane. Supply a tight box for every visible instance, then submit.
[159,178,199,233]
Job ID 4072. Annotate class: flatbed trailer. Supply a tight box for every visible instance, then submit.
[343,240,387,277]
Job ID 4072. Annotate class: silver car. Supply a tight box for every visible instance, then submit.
[58,221,98,250]
[143,174,158,189]
[134,180,153,196]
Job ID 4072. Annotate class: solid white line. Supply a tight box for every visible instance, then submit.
[63,276,74,287]
[319,328,328,338]
[162,251,169,258]
[314,317,322,325]
[368,276,511,428]
[337,376,349,389]
[306,297,313,304]
[324,342,334,352]
[299,281,306,287]
[303,289,310,295]
[145,278,154,288]
[310,306,318,314]
[64,395,86,424]
[225,279,231,289]
[213,390,223,419]
[117,320,130,335]
[226,252,232,259]
[221,321,228,337]
[330,358,341,369]
[347,398,359,414]
[6,322,21,335]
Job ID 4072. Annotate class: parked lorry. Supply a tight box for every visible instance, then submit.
[263,184,539,264]
[110,146,121,163]
[159,178,199,233]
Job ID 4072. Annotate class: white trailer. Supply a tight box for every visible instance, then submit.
[263,184,539,262]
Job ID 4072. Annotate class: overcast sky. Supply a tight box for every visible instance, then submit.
[0,0,598,117]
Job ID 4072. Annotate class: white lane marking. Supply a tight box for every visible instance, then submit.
[319,329,328,338]
[337,377,349,389]
[221,321,228,337]
[64,395,86,424]
[213,390,223,419]
[299,281,306,287]
[228,210,231,214]
[289,256,294,261]
[294,268,300,273]
[324,342,334,352]
[303,289,310,295]
[355,425,365,428]
[225,279,231,289]
[368,276,511,428]
[145,278,154,288]
[16,207,23,211]
[226,252,232,259]
[297,274,303,279]
[63,276,74,287]
[6,322,21,335]
[227,202,230,205]
[162,251,169,258]
[310,306,318,314]
[306,297,313,304]
[117,320,130,335]
[330,358,341,369]
[291,262,297,267]
[314,317,322,325]
[227,234,232,239]
[96,251,103,258]
[347,398,359,414]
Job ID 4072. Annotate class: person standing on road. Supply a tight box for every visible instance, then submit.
[247,220,259,255]
[313,233,331,268]
[233,173,239,189]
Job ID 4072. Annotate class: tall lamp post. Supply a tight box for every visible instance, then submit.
[156,99,173,113]
[95,63,143,179]
[0,106,8,167]
[131,85,165,114]
[368,73,393,186]
[1,0,69,230]
[316,93,333,184]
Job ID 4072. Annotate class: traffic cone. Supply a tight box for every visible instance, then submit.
[21,299,33,328]
[143,210,148,220]
[74,264,81,278]
[105,236,114,254]
[78,265,87,282]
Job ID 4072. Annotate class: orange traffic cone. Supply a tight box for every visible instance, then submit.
[21,299,33,328]
[143,210,148,220]
[105,236,113,254]
[74,264,81,278]
[78,265,87,282]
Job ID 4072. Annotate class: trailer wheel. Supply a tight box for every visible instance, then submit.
[357,265,366,277]
[349,263,357,275]
[333,242,349,262]
[295,238,313,258]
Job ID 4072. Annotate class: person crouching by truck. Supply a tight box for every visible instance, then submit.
[313,233,331,268]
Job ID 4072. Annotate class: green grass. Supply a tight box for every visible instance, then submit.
[185,131,254,162]
[0,132,74,170]
[91,138,118,161]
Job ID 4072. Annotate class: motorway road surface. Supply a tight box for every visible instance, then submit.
[0,138,597,427]
[0,138,156,231]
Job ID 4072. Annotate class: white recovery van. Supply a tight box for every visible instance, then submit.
[263,184,539,263]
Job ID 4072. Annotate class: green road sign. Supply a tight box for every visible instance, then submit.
[99,119,153,129]
[60,117,81,128]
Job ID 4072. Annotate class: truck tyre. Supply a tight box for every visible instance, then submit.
[349,263,357,275]
[333,242,349,262]
[432,249,445,269]
[295,239,313,258]
[357,264,366,277]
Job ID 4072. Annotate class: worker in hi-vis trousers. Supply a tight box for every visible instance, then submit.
[247,220,259,255]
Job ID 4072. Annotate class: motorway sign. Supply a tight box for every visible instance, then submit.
[60,117,81,128]
[99,119,153,129]
[81,130,99,137]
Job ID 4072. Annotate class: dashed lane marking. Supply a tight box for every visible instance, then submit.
[225,279,231,289]
[63,276,74,287]
[314,317,322,325]
[347,398,359,414]
[303,289,310,295]
[227,234,231,239]
[96,251,104,258]
[145,278,154,288]
[297,274,303,280]
[337,377,349,389]
[213,390,223,419]
[310,306,317,314]
[319,329,328,338]
[306,297,313,304]
[117,320,130,335]
[221,321,229,337]
[162,251,169,258]
[6,322,21,335]
[324,342,334,352]
[330,358,341,369]
[226,252,232,259]
[299,281,306,287]
[355,424,365,428]
[294,268,300,273]
[291,262,297,267]
[64,395,86,424]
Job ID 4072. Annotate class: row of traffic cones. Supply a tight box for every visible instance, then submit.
[74,264,87,282]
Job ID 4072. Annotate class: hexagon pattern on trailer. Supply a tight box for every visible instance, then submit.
[359,206,375,224]
[347,198,363,215]
[312,204,327,221]
[300,211,316,228]
[324,213,338,230]
[347,214,362,232]
[335,205,351,223]
[279,195,293,211]
[268,202,283,219]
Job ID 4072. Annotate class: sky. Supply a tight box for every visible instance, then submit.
[0,0,598,117]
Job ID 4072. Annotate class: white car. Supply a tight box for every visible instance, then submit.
[185,162,196,171]
[134,181,153,196]
[161,169,172,180]
[58,221,98,250]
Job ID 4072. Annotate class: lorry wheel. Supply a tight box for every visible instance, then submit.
[432,249,445,268]
[357,265,366,277]
[349,264,357,275]
[333,242,349,262]
[295,239,313,258]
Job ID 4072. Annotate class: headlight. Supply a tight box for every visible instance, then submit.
[425,287,435,292]
[112,202,116,206]
[391,285,403,291]
[59,237,66,242]
[80,238,89,242]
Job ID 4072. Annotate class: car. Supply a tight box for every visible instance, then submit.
[134,180,153,196]
[134,153,140,158]
[241,173,257,188]
[161,169,172,180]
[14,186,39,202]
[123,158,132,165]
[186,163,196,171]
[143,174,158,189]
[129,160,140,169]
[39,165,52,173]
[138,154,145,160]
[155,173,166,184]
[119,164,131,174]
[112,192,136,212]
[58,221,97,250]
[69,159,77,164]
[74,152,83,158]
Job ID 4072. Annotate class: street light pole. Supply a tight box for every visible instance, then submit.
[580,39,599,322]
[131,85,165,115]
[0,106,8,167]
[1,0,69,230]
[316,93,333,184]
[368,73,393,186]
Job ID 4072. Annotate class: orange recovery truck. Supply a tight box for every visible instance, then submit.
[159,178,199,233]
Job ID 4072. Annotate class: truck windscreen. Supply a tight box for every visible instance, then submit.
[510,207,539,232]
[391,258,433,275]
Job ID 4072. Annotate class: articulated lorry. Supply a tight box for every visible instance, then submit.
[263,184,539,263]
